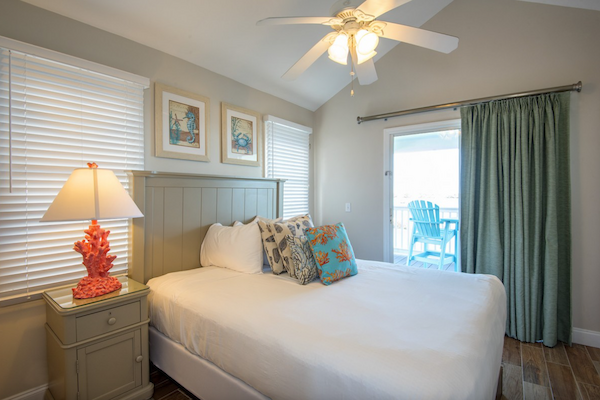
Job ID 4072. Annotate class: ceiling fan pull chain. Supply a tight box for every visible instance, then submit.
[350,63,355,96]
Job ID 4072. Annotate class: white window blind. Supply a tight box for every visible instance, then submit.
[264,115,312,220]
[0,41,147,302]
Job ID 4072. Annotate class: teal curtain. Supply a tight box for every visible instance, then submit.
[460,93,571,347]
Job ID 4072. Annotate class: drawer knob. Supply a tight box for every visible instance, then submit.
[136,356,143,363]
[107,317,117,325]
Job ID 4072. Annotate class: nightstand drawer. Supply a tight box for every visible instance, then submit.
[76,301,141,341]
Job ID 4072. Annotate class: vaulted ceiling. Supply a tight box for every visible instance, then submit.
[19,0,600,111]
[20,0,456,111]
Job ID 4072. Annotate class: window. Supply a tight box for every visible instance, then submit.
[0,38,148,303]
[264,115,312,219]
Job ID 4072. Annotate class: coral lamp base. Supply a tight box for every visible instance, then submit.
[72,219,122,299]
[72,276,122,299]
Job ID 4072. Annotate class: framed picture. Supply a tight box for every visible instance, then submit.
[155,82,210,162]
[221,102,261,167]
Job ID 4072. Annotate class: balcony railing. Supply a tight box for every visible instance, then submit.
[393,206,459,255]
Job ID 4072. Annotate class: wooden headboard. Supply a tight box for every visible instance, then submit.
[128,171,284,283]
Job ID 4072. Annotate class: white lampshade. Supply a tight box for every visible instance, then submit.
[41,167,143,222]
[328,33,349,65]
[356,49,377,64]
[355,30,379,55]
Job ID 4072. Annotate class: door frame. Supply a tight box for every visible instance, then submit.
[382,119,461,263]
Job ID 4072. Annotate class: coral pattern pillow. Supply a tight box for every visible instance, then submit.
[285,235,318,285]
[306,223,358,285]
[258,214,313,275]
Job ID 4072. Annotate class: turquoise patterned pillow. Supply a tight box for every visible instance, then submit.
[305,223,358,285]
[285,235,318,285]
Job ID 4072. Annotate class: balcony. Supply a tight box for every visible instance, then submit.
[392,205,459,271]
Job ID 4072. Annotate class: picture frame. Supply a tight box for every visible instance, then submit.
[221,102,261,167]
[155,82,210,162]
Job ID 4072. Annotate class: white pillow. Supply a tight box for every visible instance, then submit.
[200,221,263,274]
[235,217,282,267]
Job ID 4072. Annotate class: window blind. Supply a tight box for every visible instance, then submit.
[0,43,147,302]
[264,115,312,220]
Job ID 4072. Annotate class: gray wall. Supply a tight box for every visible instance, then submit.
[314,0,600,336]
[0,1,313,397]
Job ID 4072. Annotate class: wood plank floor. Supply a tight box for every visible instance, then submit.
[150,364,200,400]
[151,337,600,399]
[502,336,600,400]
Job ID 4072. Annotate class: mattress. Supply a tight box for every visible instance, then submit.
[147,259,506,400]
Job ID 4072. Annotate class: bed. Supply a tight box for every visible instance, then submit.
[128,171,507,400]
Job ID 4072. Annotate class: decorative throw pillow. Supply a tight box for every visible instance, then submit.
[258,214,313,275]
[272,215,314,278]
[200,221,263,274]
[285,235,318,285]
[257,220,285,274]
[305,223,358,285]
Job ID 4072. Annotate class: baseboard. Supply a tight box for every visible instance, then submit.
[3,385,47,400]
[573,328,600,348]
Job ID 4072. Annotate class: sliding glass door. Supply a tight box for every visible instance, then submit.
[383,120,460,269]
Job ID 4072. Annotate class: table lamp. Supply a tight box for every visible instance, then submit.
[40,163,143,299]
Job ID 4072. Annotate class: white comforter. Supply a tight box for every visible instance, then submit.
[148,259,506,400]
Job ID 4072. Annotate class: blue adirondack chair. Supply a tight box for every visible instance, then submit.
[406,200,459,271]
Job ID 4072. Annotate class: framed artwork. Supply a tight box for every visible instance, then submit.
[155,82,210,162]
[221,102,261,167]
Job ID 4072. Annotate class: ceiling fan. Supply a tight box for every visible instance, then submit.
[257,0,459,86]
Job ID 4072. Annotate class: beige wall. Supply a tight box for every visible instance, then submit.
[0,1,313,398]
[314,0,600,335]
[1,0,599,397]
[0,300,47,398]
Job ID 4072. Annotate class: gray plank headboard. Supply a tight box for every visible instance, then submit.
[128,171,284,283]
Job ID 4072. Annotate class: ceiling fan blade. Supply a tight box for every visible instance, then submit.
[516,0,600,11]
[350,49,378,85]
[379,22,458,53]
[282,33,337,81]
[356,0,412,19]
[355,59,378,85]
[257,16,339,26]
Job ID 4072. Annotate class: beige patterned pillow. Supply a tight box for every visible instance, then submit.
[258,214,313,276]
[285,235,318,284]
[257,220,285,274]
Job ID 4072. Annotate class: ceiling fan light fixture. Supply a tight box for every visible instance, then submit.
[328,33,349,65]
[356,49,377,65]
[355,29,379,55]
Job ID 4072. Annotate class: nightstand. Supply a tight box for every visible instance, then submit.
[43,277,154,400]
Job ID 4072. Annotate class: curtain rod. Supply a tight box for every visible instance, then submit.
[356,81,582,124]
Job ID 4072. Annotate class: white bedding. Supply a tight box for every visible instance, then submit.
[147,259,506,400]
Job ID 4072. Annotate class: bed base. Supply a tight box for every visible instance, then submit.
[149,326,268,400]
[151,325,504,400]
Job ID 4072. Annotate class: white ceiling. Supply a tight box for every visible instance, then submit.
[19,0,456,111]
